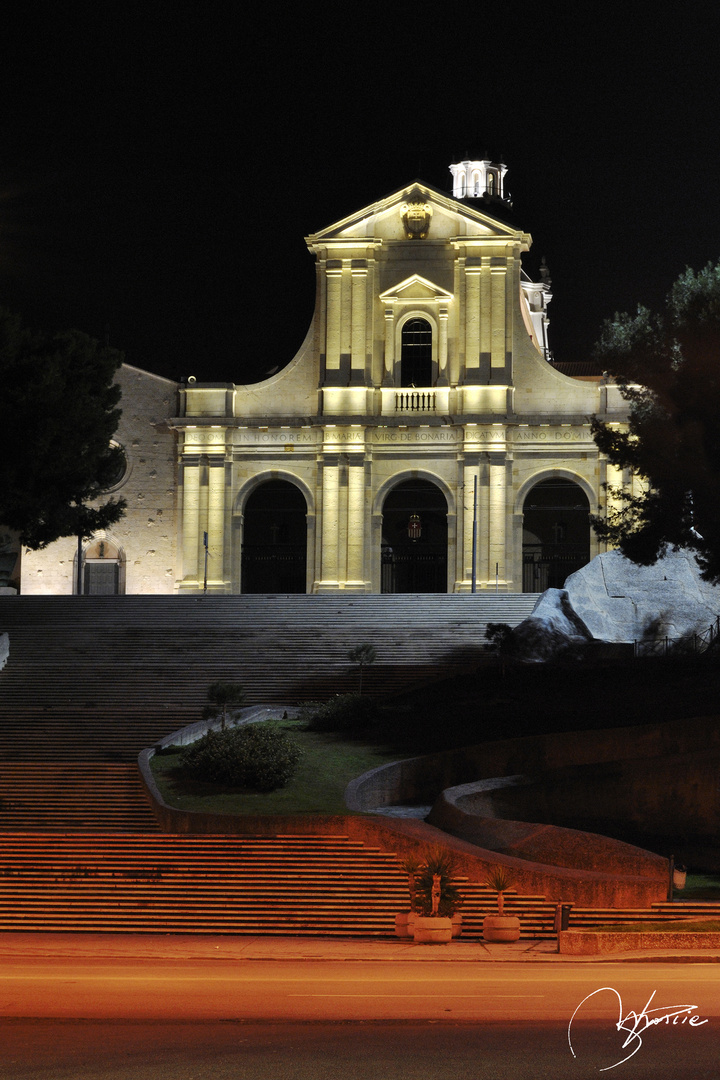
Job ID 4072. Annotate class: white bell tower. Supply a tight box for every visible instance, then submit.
[449,157,508,200]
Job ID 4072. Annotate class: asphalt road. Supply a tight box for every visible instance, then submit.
[3,957,720,1023]
[2,1018,719,1080]
[2,959,720,1078]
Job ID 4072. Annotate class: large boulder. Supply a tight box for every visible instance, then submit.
[564,549,720,644]
[508,589,592,661]
[509,549,720,660]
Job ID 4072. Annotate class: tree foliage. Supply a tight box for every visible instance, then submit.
[413,846,462,917]
[591,260,720,583]
[347,642,376,694]
[201,681,246,731]
[299,693,380,735]
[179,723,303,791]
[0,310,126,549]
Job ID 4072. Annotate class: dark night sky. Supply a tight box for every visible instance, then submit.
[0,4,719,385]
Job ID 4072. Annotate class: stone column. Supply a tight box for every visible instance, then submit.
[319,457,340,588]
[325,265,342,384]
[346,454,366,588]
[383,307,394,385]
[454,257,466,382]
[461,460,479,588]
[479,261,491,380]
[464,268,481,383]
[603,461,626,555]
[490,264,507,383]
[207,460,226,588]
[477,456,490,584]
[488,452,506,585]
[437,308,449,385]
[181,460,200,583]
[350,264,367,385]
[196,455,210,585]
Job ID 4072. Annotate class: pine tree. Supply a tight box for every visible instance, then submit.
[0,310,126,549]
[591,260,720,583]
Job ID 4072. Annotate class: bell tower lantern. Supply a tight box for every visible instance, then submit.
[449,157,508,200]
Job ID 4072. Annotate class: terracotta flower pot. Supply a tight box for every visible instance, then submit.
[413,915,452,944]
[482,915,521,942]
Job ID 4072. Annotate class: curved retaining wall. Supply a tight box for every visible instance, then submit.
[139,748,668,908]
[458,750,720,845]
[427,778,668,879]
[345,714,720,815]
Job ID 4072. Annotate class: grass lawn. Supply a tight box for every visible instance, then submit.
[150,718,404,815]
[679,874,720,899]
[586,919,720,934]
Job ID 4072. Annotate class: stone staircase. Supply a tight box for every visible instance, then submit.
[569,900,720,929]
[0,765,158,832]
[4,592,707,940]
[0,594,539,761]
[0,833,559,937]
[0,592,559,940]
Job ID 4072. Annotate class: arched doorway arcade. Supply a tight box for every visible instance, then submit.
[522,477,590,592]
[381,479,448,593]
[240,480,308,593]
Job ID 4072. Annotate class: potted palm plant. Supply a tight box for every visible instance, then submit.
[482,866,521,942]
[412,846,463,945]
[395,854,422,937]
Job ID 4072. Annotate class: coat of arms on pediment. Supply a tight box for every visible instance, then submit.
[401,198,433,239]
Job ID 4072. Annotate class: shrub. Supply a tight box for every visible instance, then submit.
[484,622,514,653]
[179,722,302,792]
[299,694,380,735]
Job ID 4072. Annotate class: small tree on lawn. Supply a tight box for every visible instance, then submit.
[202,681,246,731]
[347,642,376,695]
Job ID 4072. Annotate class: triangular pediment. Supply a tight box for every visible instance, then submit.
[307,180,526,245]
[378,274,453,304]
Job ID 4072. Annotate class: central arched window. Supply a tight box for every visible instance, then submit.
[400,318,432,387]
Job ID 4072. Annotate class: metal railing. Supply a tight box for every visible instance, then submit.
[634,616,720,657]
[522,548,590,592]
[381,549,447,593]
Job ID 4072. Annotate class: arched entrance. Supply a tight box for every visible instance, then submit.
[381,479,447,593]
[522,478,590,591]
[241,480,307,593]
[81,538,124,595]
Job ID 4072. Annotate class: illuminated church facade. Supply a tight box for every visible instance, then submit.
[21,158,631,596]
